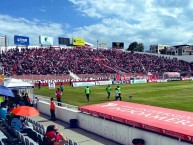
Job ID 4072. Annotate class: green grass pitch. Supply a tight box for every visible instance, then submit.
[34,81,193,112]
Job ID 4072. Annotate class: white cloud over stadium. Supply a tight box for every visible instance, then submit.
[1,0,193,49]
[0,14,66,46]
[68,0,193,49]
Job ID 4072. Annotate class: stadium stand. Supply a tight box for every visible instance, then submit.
[1,48,192,77]
[0,130,7,145]
[0,116,81,145]
[0,98,78,145]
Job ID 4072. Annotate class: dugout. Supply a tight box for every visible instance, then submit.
[4,78,34,98]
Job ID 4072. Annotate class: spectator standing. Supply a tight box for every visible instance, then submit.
[85,86,91,102]
[19,97,25,106]
[32,97,39,108]
[116,86,122,101]
[23,93,31,106]
[50,98,56,121]
[59,82,63,92]
[55,88,62,106]
[38,81,41,89]
[106,85,111,101]
[14,92,21,105]
[70,79,72,86]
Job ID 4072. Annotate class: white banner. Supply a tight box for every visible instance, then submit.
[48,82,55,89]
[72,82,95,87]
[39,36,53,45]
[149,79,168,83]
[156,79,168,83]
[95,80,112,86]
[130,79,147,84]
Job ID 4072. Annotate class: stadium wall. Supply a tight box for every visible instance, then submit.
[37,101,79,123]
[138,51,193,62]
[79,113,191,145]
[37,101,192,145]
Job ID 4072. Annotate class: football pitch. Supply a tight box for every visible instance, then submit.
[34,81,193,112]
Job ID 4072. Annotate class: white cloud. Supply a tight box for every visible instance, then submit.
[1,0,193,49]
[68,0,193,49]
[0,14,65,45]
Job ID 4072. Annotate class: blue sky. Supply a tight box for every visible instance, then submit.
[0,0,193,49]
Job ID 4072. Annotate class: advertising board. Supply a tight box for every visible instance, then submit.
[39,36,53,45]
[95,80,112,86]
[112,42,124,49]
[14,35,29,45]
[98,41,108,48]
[72,82,95,87]
[130,78,147,84]
[58,37,70,46]
[72,38,85,46]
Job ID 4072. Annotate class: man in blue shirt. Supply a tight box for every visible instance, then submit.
[11,115,38,141]
[11,115,22,131]
[0,102,8,120]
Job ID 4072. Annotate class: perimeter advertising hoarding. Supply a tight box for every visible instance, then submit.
[112,42,124,49]
[72,82,95,87]
[72,38,85,46]
[39,36,53,45]
[14,35,29,46]
[95,80,112,86]
[58,37,70,46]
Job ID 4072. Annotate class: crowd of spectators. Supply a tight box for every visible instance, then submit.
[0,93,67,145]
[0,92,32,113]
[0,93,39,141]
[0,48,192,76]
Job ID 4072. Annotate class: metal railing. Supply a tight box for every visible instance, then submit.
[34,95,79,111]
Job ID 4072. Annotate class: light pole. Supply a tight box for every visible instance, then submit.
[5,35,8,52]
[97,40,99,50]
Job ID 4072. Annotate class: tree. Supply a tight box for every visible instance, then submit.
[137,43,144,52]
[127,42,144,52]
[128,42,138,52]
